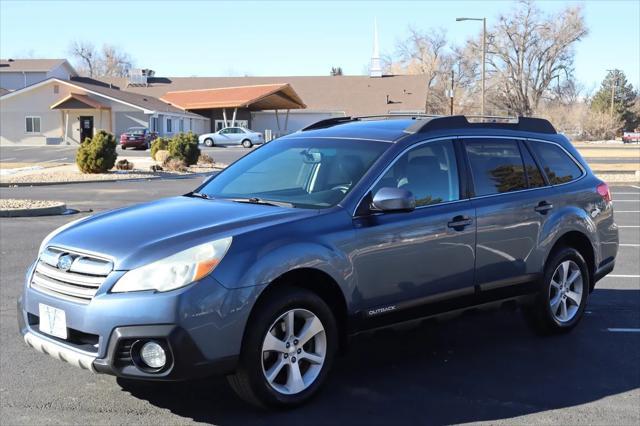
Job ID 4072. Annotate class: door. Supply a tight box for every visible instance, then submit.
[463,138,553,295]
[352,139,476,318]
[217,128,233,145]
[79,116,93,142]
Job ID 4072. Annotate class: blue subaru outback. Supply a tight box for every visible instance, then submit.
[18,115,618,408]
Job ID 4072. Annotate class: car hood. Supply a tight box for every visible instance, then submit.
[48,196,316,270]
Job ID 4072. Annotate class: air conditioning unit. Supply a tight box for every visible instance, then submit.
[127,69,155,87]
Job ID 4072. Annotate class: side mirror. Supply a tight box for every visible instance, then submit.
[371,187,416,212]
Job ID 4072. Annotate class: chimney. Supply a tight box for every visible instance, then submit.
[370,18,383,78]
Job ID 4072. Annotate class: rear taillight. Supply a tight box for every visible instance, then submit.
[596,182,612,203]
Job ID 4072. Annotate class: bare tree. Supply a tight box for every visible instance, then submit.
[100,44,133,77]
[482,0,587,116]
[393,27,453,114]
[69,41,98,77]
[69,42,133,78]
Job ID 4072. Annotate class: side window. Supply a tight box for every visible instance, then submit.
[519,142,546,188]
[529,142,583,185]
[372,140,459,207]
[465,139,526,196]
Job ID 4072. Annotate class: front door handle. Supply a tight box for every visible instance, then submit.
[448,215,473,230]
[534,201,554,214]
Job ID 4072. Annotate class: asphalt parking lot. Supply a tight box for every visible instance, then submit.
[0,180,638,425]
[0,144,250,167]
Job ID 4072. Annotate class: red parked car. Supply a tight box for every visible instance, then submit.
[119,127,157,150]
[622,131,640,144]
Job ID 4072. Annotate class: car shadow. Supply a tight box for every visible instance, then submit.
[118,288,639,425]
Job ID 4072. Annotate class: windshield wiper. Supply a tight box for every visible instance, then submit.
[186,192,212,199]
[227,197,294,208]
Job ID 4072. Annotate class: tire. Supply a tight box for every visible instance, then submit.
[227,286,337,408]
[524,247,589,335]
[204,138,214,147]
[121,145,127,150]
[242,139,253,148]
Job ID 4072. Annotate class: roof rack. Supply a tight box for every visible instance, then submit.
[405,115,556,134]
[301,114,556,135]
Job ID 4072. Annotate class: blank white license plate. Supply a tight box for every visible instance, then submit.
[38,303,67,339]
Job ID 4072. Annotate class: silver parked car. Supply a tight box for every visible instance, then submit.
[198,127,264,148]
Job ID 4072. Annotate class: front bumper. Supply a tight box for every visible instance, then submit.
[18,270,262,381]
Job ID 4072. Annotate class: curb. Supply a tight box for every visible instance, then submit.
[0,203,67,217]
[0,171,220,188]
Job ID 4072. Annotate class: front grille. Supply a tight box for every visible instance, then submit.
[30,247,113,304]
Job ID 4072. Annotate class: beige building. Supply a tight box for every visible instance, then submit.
[0,78,209,146]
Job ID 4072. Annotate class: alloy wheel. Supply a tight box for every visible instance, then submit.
[548,260,584,323]
[261,308,326,395]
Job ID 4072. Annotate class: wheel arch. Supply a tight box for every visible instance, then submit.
[545,231,596,292]
[243,267,349,353]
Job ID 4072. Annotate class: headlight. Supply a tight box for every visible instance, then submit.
[111,237,232,293]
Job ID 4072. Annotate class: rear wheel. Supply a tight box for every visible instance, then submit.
[524,247,589,334]
[227,287,337,408]
[204,138,214,147]
[242,139,253,148]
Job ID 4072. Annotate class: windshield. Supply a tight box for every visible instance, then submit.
[197,137,389,208]
[127,128,146,135]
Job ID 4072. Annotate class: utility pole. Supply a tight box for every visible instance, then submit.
[457,17,487,118]
[450,70,454,115]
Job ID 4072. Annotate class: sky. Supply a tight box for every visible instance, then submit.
[1,0,638,91]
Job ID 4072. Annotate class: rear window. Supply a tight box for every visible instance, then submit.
[528,142,583,185]
[464,139,527,196]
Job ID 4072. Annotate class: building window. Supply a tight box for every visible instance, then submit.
[151,117,158,132]
[166,118,172,133]
[53,85,59,94]
[179,119,184,132]
[25,116,41,133]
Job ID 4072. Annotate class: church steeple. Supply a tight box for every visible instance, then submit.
[370,18,383,78]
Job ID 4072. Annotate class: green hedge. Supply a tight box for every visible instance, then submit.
[150,137,170,160]
[76,130,117,173]
[168,132,200,166]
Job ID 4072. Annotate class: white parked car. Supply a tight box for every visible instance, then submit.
[198,127,264,148]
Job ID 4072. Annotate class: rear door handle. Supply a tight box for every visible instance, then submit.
[534,201,554,214]
[448,215,473,230]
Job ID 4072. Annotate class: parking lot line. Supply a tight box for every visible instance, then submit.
[0,157,17,162]
[40,158,68,163]
[607,328,640,333]
[619,244,640,247]
[614,200,640,202]
[616,210,640,213]
[618,226,640,228]
[631,185,640,190]
[606,274,640,278]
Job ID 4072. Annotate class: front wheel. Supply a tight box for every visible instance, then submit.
[242,139,253,148]
[524,247,589,334]
[227,287,337,408]
[204,138,214,147]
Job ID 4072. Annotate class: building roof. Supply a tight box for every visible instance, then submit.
[69,78,204,118]
[1,77,205,120]
[0,87,9,96]
[50,93,111,110]
[160,83,306,110]
[0,58,74,73]
[96,75,429,116]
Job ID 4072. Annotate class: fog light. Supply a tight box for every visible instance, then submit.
[140,341,166,369]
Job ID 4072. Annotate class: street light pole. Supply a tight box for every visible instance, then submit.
[457,17,487,118]
[481,17,486,117]
[606,69,617,118]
